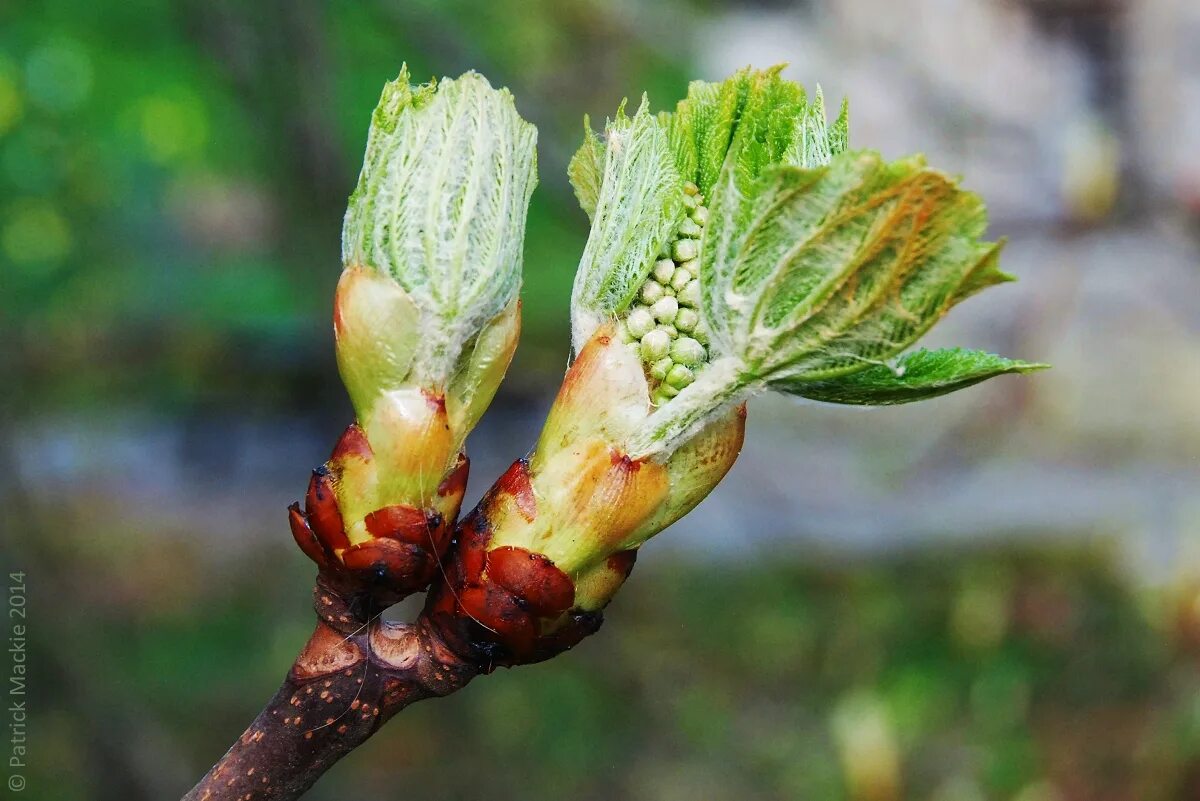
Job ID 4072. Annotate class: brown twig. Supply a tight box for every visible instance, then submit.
[182,573,479,801]
[183,433,613,800]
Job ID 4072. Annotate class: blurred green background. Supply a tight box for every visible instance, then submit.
[3,1,1200,799]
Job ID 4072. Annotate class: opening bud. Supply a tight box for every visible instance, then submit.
[291,67,536,597]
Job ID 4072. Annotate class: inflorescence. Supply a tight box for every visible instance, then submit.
[618,182,711,406]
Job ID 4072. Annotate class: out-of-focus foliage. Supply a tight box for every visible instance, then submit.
[1,0,691,413]
[5,1,1200,800]
[367,547,1200,801]
[23,535,1200,801]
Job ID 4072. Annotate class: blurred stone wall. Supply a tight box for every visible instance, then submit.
[671,0,1200,582]
[12,0,1200,584]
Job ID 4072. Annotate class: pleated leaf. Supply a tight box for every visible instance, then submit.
[341,67,537,385]
[567,66,850,358]
[570,98,683,349]
[567,67,849,223]
[567,115,605,220]
[658,66,849,199]
[701,151,1015,384]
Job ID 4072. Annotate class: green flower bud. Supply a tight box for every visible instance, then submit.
[640,280,665,304]
[652,384,680,405]
[665,363,695,389]
[670,265,694,291]
[513,67,1042,636]
[652,295,679,323]
[653,258,676,284]
[640,328,671,361]
[650,356,674,381]
[672,238,698,262]
[675,307,699,332]
[671,336,705,366]
[626,307,656,338]
[678,279,701,307]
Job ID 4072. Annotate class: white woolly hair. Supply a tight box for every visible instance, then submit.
[342,68,537,386]
[569,98,684,354]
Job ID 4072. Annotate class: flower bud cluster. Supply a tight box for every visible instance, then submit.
[617,182,711,406]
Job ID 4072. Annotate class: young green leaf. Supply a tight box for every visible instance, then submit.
[333,68,536,505]
[702,152,1014,383]
[567,115,605,220]
[341,67,537,386]
[659,66,848,198]
[570,98,683,350]
[633,150,1020,456]
[772,348,1048,405]
[566,66,1039,462]
[568,67,852,355]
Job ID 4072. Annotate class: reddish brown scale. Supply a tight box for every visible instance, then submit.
[455,511,490,585]
[457,583,537,658]
[426,565,604,670]
[364,504,434,543]
[485,546,575,617]
[422,389,448,414]
[424,502,602,668]
[609,450,642,471]
[330,423,372,462]
[493,458,537,521]
[289,446,596,670]
[422,511,487,635]
[424,571,462,625]
[305,467,350,551]
[418,512,488,638]
[607,548,638,580]
[532,610,603,656]
[288,425,468,603]
[422,504,518,664]
[288,504,330,567]
[437,454,470,498]
[340,539,427,582]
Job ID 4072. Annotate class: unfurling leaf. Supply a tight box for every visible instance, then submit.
[661,66,849,198]
[431,66,1046,663]
[332,68,535,506]
[566,115,605,220]
[341,67,537,386]
[568,68,851,355]
[701,152,1014,383]
[570,99,683,350]
[773,348,1048,405]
